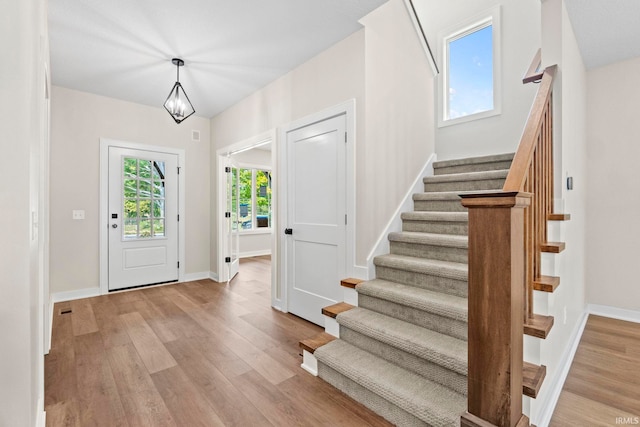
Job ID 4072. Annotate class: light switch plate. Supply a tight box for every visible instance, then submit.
[72,210,85,220]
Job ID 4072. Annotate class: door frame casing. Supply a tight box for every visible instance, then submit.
[278,99,356,313]
[99,138,186,295]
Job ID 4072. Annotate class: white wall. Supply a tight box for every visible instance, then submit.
[585,56,640,311]
[210,0,435,277]
[413,0,541,160]
[50,87,211,294]
[0,0,48,425]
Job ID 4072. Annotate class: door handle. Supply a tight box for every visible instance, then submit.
[284,228,293,235]
[112,224,118,229]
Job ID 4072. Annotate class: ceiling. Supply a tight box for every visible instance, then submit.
[48,0,388,119]
[565,0,640,69]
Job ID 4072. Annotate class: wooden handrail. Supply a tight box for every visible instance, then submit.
[504,65,557,191]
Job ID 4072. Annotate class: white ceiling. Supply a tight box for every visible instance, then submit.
[565,0,640,69]
[48,0,388,119]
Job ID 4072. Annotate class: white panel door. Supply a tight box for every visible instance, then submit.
[108,147,179,290]
[286,114,346,325]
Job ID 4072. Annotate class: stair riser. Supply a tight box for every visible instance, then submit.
[374,266,468,298]
[402,220,468,235]
[340,327,468,396]
[434,160,513,175]
[423,178,505,193]
[358,294,467,341]
[413,199,466,212]
[318,364,430,427]
[389,241,467,263]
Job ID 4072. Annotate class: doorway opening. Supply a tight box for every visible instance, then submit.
[216,130,277,307]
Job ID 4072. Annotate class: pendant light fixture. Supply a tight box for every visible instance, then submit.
[163,58,195,124]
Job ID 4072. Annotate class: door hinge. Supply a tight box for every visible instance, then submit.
[177,167,181,175]
[225,166,231,173]
[225,212,231,218]
[345,214,347,225]
[177,214,180,221]
[177,261,180,268]
[225,257,231,263]
[345,132,347,143]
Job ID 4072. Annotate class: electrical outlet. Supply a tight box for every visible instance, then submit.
[72,210,85,220]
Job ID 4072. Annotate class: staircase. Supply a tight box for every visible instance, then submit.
[310,153,515,426]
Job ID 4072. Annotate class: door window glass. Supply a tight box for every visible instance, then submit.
[122,157,166,239]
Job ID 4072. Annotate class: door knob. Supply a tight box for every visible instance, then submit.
[284,228,293,235]
[112,224,118,228]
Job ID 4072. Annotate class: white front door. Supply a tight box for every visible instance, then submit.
[286,114,346,325]
[226,157,240,281]
[108,147,179,291]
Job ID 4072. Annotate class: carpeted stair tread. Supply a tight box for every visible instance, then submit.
[356,279,467,322]
[423,169,508,184]
[401,211,468,222]
[374,254,467,281]
[433,153,515,169]
[388,231,468,249]
[413,189,500,202]
[315,339,465,426]
[337,307,467,375]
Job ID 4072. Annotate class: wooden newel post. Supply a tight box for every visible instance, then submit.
[460,191,532,427]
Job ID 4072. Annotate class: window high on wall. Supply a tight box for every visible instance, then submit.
[439,6,501,127]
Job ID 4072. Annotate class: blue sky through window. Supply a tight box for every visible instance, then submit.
[448,24,493,120]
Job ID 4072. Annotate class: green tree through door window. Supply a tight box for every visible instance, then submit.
[237,167,272,230]
[123,157,166,239]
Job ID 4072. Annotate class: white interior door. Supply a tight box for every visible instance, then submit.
[286,114,346,325]
[226,157,240,281]
[108,147,179,290]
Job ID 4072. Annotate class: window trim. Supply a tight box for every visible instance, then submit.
[437,6,502,128]
[236,162,272,233]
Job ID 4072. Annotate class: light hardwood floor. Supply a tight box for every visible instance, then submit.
[550,314,640,426]
[45,256,392,427]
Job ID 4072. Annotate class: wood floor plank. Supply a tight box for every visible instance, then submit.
[550,391,638,427]
[107,343,157,396]
[120,311,177,374]
[74,332,128,427]
[233,370,321,427]
[45,310,78,407]
[151,366,226,427]
[45,400,81,427]
[165,339,272,427]
[188,336,253,380]
[91,301,132,349]
[119,390,177,427]
[70,300,99,336]
[551,315,640,424]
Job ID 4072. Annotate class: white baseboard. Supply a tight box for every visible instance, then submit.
[52,287,101,303]
[534,309,589,427]
[47,297,54,354]
[182,271,211,282]
[239,250,272,258]
[37,410,46,427]
[209,271,219,282]
[588,303,640,323]
[366,153,436,279]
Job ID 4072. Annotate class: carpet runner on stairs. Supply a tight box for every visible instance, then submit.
[313,153,515,427]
